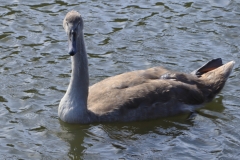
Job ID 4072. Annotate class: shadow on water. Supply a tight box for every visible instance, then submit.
[58,119,188,159]
[58,96,226,159]
[199,96,226,119]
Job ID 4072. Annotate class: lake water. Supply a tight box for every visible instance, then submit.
[0,0,239,159]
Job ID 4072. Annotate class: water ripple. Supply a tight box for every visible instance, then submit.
[0,0,239,159]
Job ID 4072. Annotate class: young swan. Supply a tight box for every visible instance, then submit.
[58,10,235,124]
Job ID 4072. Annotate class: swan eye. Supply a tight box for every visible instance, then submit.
[76,21,81,28]
[68,29,76,41]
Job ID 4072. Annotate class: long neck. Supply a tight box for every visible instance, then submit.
[67,31,89,107]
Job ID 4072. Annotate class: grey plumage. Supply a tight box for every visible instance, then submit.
[58,10,235,124]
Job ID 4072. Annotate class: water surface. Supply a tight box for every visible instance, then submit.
[0,0,239,159]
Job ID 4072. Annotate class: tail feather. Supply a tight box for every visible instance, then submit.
[191,58,223,76]
[199,60,235,102]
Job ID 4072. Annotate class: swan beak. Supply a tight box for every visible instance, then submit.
[68,30,77,56]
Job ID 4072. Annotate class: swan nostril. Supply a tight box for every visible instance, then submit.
[69,49,76,56]
[69,52,75,56]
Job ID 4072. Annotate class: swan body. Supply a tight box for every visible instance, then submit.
[58,11,235,124]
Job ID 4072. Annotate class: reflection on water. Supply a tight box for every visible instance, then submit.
[59,97,233,159]
[0,0,239,159]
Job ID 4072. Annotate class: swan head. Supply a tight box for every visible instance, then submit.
[63,10,84,56]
